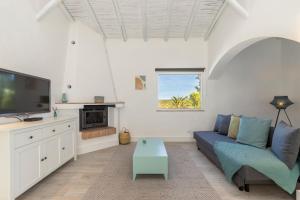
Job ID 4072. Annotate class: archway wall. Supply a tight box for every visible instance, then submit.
[208,0,300,79]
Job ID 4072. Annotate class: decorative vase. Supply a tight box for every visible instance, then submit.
[52,107,58,118]
[62,93,68,103]
[54,110,58,118]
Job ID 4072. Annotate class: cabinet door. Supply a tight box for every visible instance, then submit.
[41,136,60,177]
[60,131,74,164]
[14,143,41,196]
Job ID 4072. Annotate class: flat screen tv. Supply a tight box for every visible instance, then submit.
[0,68,50,116]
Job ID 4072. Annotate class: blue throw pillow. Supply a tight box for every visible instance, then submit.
[237,116,272,148]
[271,121,300,169]
[214,114,231,135]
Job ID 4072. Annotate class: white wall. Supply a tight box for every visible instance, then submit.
[0,0,70,123]
[210,38,300,128]
[62,25,210,140]
[281,39,300,127]
[62,22,116,103]
[209,39,283,124]
[1,1,298,152]
[209,38,300,128]
[108,38,293,138]
[207,0,300,78]
[106,39,209,140]
[63,22,290,140]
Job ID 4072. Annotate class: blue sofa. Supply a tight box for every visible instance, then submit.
[194,129,275,192]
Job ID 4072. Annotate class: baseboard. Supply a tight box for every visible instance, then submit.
[131,136,194,142]
[77,136,194,154]
[77,138,119,155]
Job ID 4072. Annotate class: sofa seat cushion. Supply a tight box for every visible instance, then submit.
[194,131,235,169]
[194,131,235,146]
[214,141,300,194]
[194,131,276,188]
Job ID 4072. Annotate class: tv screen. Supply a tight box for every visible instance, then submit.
[0,69,50,115]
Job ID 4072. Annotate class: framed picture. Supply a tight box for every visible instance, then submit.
[135,75,146,90]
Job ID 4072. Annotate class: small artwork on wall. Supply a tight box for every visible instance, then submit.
[135,75,146,90]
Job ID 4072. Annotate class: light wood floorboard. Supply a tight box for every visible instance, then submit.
[17,142,293,200]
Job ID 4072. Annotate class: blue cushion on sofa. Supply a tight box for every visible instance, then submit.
[236,116,272,148]
[271,121,300,169]
[214,114,231,135]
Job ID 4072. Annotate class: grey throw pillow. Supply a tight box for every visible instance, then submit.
[214,114,231,135]
[271,121,300,169]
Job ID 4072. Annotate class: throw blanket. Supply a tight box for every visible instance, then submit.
[214,142,300,194]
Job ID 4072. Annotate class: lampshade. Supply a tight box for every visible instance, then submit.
[270,96,294,109]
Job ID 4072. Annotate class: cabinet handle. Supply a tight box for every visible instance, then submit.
[68,125,71,128]
[62,147,65,150]
[29,136,34,139]
[52,129,56,132]
[44,157,47,160]
[41,158,44,162]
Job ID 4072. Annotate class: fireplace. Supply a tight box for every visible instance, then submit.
[79,105,108,131]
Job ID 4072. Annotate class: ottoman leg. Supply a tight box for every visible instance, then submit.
[245,184,250,192]
[164,173,168,180]
[133,174,136,180]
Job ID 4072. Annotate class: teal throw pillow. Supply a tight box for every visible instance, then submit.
[237,116,272,148]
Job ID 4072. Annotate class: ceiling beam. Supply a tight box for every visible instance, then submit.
[142,0,148,41]
[36,0,61,21]
[112,0,127,41]
[184,0,200,41]
[83,0,107,39]
[227,0,248,18]
[204,0,248,41]
[59,2,74,22]
[204,1,226,40]
[36,0,73,21]
[164,0,174,41]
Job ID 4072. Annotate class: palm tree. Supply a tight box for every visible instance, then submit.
[171,96,188,108]
[189,91,200,108]
[195,75,201,91]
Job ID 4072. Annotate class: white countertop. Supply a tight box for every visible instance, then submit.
[0,116,78,132]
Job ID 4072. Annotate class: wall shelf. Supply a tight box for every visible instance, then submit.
[55,102,125,109]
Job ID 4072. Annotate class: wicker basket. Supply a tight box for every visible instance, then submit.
[119,128,131,145]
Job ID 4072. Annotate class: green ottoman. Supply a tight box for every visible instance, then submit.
[133,138,168,180]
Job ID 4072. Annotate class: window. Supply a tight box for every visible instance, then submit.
[156,68,204,111]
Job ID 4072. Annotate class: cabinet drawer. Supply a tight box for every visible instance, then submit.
[59,121,75,132]
[43,125,60,138]
[14,129,42,148]
[43,121,75,138]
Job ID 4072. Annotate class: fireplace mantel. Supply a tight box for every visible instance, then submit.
[55,102,125,109]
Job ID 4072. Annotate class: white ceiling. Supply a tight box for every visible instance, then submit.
[62,0,225,41]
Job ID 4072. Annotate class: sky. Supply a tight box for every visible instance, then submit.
[158,74,200,100]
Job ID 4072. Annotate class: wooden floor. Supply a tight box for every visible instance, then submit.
[17,147,115,200]
[17,142,293,200]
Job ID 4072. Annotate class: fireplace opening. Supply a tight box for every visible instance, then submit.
[79,105,108,131]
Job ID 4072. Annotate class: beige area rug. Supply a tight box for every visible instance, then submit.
[83,143,222,200]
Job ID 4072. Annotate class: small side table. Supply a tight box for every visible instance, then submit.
[132,138,168,180]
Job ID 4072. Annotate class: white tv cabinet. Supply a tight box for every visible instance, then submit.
[0,116,78,200]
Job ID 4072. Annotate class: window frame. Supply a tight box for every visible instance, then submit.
[156,70,205,112]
